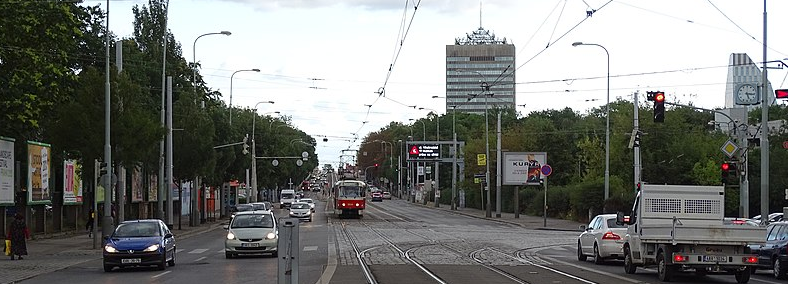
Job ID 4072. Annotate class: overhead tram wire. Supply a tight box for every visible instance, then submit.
[516,0,564,60]
[546,0,569,45]
[706,0,786,57]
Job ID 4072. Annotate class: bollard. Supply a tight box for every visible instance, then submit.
[277,218,299,284]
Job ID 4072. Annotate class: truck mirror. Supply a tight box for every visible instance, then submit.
[616,212,626,225]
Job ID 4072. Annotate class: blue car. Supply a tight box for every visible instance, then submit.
[102,219,176,272]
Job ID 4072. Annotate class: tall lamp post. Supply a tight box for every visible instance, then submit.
[229,68,260,125]
[572,42,610,204]
[419,107,440,208]
[251,104,276,204]
[457,69,492,217]
[192,31,231,104]
[433,96,459,210]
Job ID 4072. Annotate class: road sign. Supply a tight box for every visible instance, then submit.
[720,140,739,158]
[783,141,788,149]
[541,164,553,177]
[407,144,440,160]
[477,154,486,166]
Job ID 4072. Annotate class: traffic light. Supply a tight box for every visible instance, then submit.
[653,91,665,123]
[721,162,738,184]
[242,134,249,155]
[374,163,379,168]
[776,89,788,99]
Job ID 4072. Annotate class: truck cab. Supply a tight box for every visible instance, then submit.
[279,189,296,209]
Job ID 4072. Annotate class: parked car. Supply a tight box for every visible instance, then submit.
[751,213,784,224]
[371,192,383,202]
[289,202,312,222]
[749,221,788,279]
[382,192,392,200]
[298,198,316,212]
[577,214,626,264]
[224,211,278,258]
[102,219,176,272]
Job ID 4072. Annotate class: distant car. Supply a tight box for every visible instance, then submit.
[103,219,176,272]
[577,214,626,264]
[231,203,254,219]
[723,217,759,226]
[749,221,788,279]
[251,202,270,211]
[371,192,383,202]
[224,211,278,258]
[382,192,392,200]
[289,202,312,222]
[298,198,316,212]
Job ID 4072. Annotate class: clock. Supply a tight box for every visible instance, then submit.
[735,83,758,105]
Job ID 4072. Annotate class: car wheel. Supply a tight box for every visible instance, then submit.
[167,249,176,266]
[577,242,587,261]
[225,252,233,259]
[103,264,113,272]
[623,246,637,274]
[593,243,604,265]
[775,258,787,279]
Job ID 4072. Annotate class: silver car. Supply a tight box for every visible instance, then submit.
[224,211,278,258]
[288,202,312,222]
[577,214,627,264]
[298,198,316,212]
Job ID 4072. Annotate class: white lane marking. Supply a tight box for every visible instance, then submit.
[315,230,337,284]
[530,248,641,284]
[303,246,318,251]
[372,205,406,221]
[175,249,185,253]
[152,271,171,278]
[193,256,207,262]
[188,248,208,254]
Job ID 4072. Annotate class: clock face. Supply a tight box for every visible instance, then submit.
[736,84,757,104]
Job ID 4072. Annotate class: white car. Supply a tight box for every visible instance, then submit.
[577,214,627,264]
[289,202,312,222]
[298,198,316,212]
[224,211,278,258]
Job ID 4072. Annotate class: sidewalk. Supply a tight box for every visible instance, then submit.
[417,200,584,232]
[1,215,226,284]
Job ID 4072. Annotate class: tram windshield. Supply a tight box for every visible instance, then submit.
[338,185,364,198]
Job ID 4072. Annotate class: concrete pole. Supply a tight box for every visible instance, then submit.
[495,112,501,217]
[166,76,174,228]
[101,0,114,239]
[245,169,250,204]
[452,132,457,210]
[117,166,125,223]
[434,115,440,208]
[157,0,169,221]
[633,92,642,188]
[760,0,770,225]
[484,86,491,218]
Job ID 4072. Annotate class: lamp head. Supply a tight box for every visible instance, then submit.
[431,95,441,98]
[418,107,425,110]
[220,31,232,36]
[267,100,275,104]
[572,42,583,47]
[252,68,261,72]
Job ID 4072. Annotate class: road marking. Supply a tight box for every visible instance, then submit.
[194,256,207,262]
[216,249,225,254]
[176,249,185,253]
[303,246,318,251]
[188,249,208,254]
[315,231,337,284]
[152,271,171,278]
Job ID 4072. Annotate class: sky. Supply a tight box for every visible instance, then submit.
[88,0,788,167]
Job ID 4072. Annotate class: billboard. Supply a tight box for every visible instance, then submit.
[63,159,83,205]
[148,174,158,202]
[131,167,143,203]
[502,152,547,186]
[0,137,14,206]
[27,141,52,204]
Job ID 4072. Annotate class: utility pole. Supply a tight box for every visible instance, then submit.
[166,76,174,228]
[495,112,501,217]
[633,92,641,188]
[101,0,114,239]
[759,0,770,226]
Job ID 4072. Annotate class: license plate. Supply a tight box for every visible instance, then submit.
[241,243,260,247]
[703,255,728,262]
[122,258,141,264]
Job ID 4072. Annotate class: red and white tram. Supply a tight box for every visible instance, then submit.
[333,179,367,218]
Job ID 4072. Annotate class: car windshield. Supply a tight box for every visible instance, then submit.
[291,203,309,209]
[235,204,253,212]
[113,222,160,237]
[282,193,295,199]
[300,199,313,203]
[606,218,626,228]
[231,214,274,228]
[251,203,267,210]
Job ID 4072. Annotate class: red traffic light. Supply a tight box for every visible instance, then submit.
[374,163,379,167]
[655,92,665,102]
[776,89,788,99]
[721,163,730,171]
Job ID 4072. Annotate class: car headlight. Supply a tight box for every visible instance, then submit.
[227,232,236,240]
[143,244,160,252]
[104,245,118,253]
[266,232,277,240]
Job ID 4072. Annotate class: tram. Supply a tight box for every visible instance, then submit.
[333,179,367,218]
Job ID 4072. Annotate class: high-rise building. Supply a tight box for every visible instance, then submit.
[445,27,515,115]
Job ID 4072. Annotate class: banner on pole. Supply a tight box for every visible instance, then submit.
[63,159,83,205]
[131,167,143,203]
[27,141,52,205]
[502,152,547,186]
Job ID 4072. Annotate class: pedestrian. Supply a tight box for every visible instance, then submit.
[86,208,95,237]
[7,213,29,260]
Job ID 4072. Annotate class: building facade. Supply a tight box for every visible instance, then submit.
[724,53,774,108]
[445,27,515,115]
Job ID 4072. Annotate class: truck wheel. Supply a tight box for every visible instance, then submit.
[657,252,674,282]
[577,242,587,261]
[774,258,787,279]
[736,268,751,283]
[623,247,637,274]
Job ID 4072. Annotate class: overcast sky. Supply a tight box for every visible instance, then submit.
[89,0,788,166]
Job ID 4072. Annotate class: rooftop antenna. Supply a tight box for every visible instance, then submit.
[479,0,483,28]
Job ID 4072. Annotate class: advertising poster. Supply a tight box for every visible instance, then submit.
[148,175,158,202]
[63,159,83,205]
[131,167,143,203]
[0,137,14,206]
[502,152,547,186]
[27,141,52,205]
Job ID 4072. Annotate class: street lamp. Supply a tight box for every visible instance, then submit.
[251,103,276,203]
[192,31,231,106]
[457,69,492,217]
[572,41,610,203]
[229,68,261,125]
[419,107,441,208]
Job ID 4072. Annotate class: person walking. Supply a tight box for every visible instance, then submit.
[86,208,95,238]
[7,213,29,260]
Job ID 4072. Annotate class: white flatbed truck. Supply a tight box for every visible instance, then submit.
[618,184,765,283]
